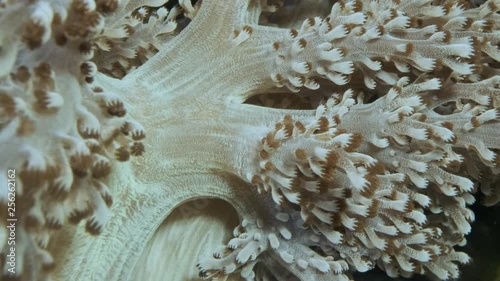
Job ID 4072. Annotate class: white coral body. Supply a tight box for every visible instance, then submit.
[1,0,499,281]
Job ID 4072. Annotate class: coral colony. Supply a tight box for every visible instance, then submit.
[0,0,499,280]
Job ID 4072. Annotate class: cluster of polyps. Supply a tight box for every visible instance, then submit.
[199,70,499,280]
[0,0,159,279]
[92,0,200,78]
[197,212,352,281]
[268,0,499,93]
[0,0,205,277]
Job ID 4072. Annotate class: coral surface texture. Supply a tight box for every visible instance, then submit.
[0,0,500,281]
